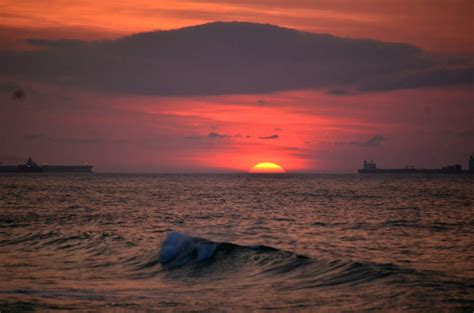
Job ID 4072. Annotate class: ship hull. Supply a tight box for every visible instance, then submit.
[0,165,92,173]
[358,169,474,174]
[41,165,93,173]
[0,165,43,173]
[0,166,19,173]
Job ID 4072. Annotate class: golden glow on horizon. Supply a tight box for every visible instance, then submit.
[249,162,286,173]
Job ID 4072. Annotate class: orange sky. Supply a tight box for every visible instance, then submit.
[1,0,473,54]
[1,80,472,172]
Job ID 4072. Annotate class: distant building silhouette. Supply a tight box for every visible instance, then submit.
[469,155,474,171]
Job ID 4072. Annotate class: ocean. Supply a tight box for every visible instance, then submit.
[0,174,473,312]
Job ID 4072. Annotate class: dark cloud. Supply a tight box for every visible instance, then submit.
[26,38,85,49]
[0,82,27,100]
[24,134,101,144]
[59,137,101,144]
[12,88,25,100]
[24,134,44,140]
[207,132,253,139]
[0,81,20,92]
[458,129,474,138]
[351,135,385,147]
[274,127,283,131]
[327,89,354,96]
[199,132,276,140]
[259,134,279,139]
[0,22,472,96]
[207,132,228,139]
[358,67,474,92]
[327,134,385,147]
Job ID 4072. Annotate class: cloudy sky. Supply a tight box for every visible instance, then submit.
[0,0,473,172]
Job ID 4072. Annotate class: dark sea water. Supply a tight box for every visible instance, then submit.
[0,173,473,312]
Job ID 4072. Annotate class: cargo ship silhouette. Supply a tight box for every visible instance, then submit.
[358,155,474,174]
[0,157,93,173]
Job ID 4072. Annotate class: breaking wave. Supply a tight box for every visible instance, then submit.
[139,231,426,290]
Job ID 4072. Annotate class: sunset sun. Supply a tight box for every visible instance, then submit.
[249,162,286,173]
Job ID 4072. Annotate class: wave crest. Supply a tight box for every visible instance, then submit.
[156,231,397,290]
[159,232,217,267]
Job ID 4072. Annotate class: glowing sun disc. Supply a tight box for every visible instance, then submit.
[249,162,286,173]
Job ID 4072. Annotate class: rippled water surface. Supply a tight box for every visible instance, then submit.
[0,174,473,312]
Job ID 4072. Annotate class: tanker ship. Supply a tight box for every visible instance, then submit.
[358,155,474,174]
[0,157,93,173]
